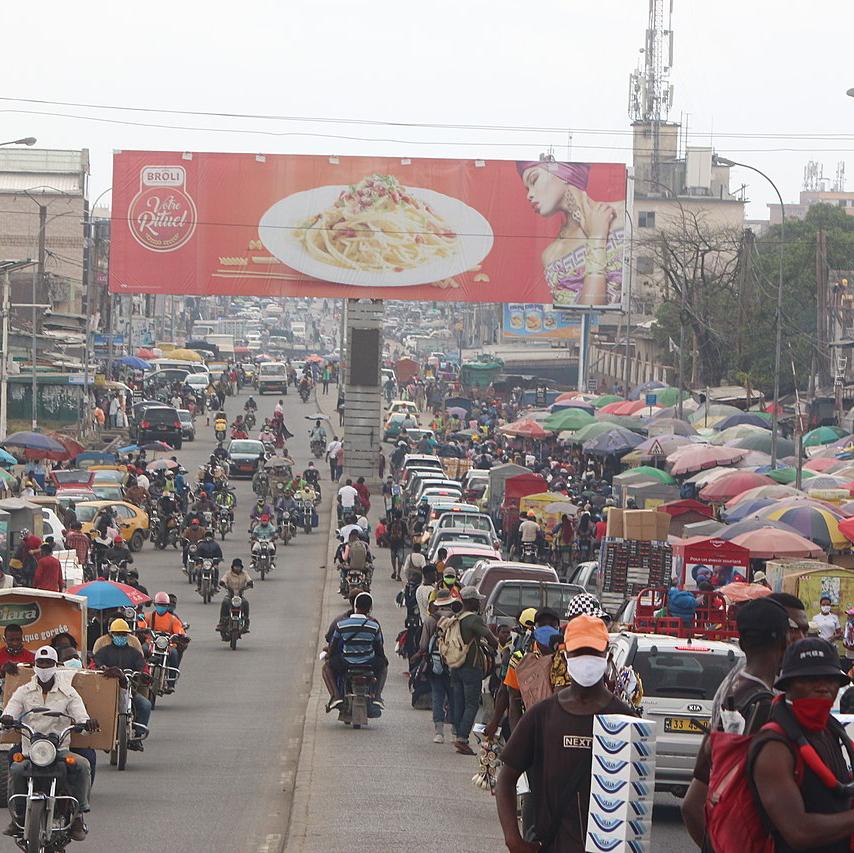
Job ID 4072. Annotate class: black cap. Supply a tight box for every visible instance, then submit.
[775,638,851,690]
[534,607,561,626]
[232,558,243,569]
[736,598,788,648]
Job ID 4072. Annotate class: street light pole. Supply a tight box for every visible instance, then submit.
[0,138,36,147]
[714,155,785,468]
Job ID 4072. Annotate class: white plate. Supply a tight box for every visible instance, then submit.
[258,184,494,287]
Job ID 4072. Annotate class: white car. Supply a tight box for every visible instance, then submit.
[41,508,66,550]
[608,631,743,797]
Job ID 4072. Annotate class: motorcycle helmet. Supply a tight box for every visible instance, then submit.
[153,591,170,605]
[260,514,270,523]
[109,618,132,634]
[357,516,369,530]
[114,536,124,545]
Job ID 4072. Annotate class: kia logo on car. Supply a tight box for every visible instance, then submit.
[687,703,702,713]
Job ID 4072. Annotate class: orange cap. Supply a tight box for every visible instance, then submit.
[563,614,608,653]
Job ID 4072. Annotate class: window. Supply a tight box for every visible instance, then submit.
[636,256,655,275]
[638,211,656,228]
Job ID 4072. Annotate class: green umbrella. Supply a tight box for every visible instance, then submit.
[803,426,847,448]
[654,387,691,407]
[596,413,647,433]
[623,465,676,485]
[543,408,596,432]
[735,431,796,456]
[592,394,624,409]
[766,467,817,485]
[567,421,621,445]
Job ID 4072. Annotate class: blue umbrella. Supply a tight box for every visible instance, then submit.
[2,431,65,454]
[582,427,644,456]
[119,356,152,371]
[65,579,137,610]
[713,413,772,432]
[720,497,775,523]
[117,444,141,454]
[0,448,16,466]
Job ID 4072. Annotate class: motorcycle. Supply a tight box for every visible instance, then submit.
[299,384,311,403]
[198,558,220,604]
[251,539,275,580]
[219,586,252,650]
[156,515,179,550]
[4,710,89,851]
[244,411,256,431]
[253,472,269,499]
[217,507,231,541]
[277,510,296,545]
[336,667,380,729]
[520,541,537,563]
[340,564,371,598]
[297,499,316,535]
[184,542,199,583]
[146,632,184,709]
[111,670,150,771]
[101,560,124,582]
[214,427,226,442]
[310,438,324,459]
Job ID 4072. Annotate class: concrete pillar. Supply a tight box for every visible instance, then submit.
[343,298,383,483]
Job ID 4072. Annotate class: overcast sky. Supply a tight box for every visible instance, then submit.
[4,0,854,218]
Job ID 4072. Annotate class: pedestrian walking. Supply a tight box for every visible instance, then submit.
[322,364,331,395]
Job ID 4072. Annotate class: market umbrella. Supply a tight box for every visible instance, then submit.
[725,484,804,508]
[755,504,849,552]
[550,400,596,415]
[761,466,810,485]
[592,394,624,409]
[628,380,666,401]
[711,425,768,446]
[622,465,676,485]
[654,387,692,408]
[0,448,16,466]
[147,458,179,471]
[667,445,747,476]
[699,471,776,503]
[66,579,151,609]
[583,427,645,456]
[306,354,325,364]
[721,497,775,523]
[3,431,67,460]
[446,406,468,419]
[135,348,156,359]
[736,450,774,469]
[500,418,549,440]
[567,422,622,446]
[544,501,578,516]
[802,475,848,491]
[732,431,796,457]
[595,414,648,433]
[804,457,844,473]
[117,444,141,454]
[689,404,744,424]
[264,456,294,470]
[39,433,85,462]
[119,356,151,371]
[713,413,772,432]
[646,418,697,437]
[685,466,736,488]
[803,426,848,448]
[140,441,174,453]
[542,408,595,433]
[622,434,696,465]
[716,582,772,603]
[838,515,854,543]
[724,526,827,559]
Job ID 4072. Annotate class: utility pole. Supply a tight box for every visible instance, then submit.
[1,270,10,441]
[33,203,46,430]
[816,229,829,388]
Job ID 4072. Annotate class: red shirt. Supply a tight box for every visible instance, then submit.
[65,531,90,566]
[34,555,63,592]
[0,647,35,668]
[594,520,608,542]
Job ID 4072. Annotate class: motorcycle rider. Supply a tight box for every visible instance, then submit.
[185,493,214,527]
[309,418,327,448]
[212,442,229,463]
[252,466,270,498]
[2,646,98,840]
[195,530,223,589]
[244,396,257,412]
[93,618,152,751]
[181,518,207,568]
[214,483,236,527]
[156,491,180,548]
[303,460,321,490]
[322,592,386,712]
[101,535,133,577]
[251,514,277,570]
[250,497,274,530]
[518,511,542,558]
[217,559,253,633]
[145,592,188,691]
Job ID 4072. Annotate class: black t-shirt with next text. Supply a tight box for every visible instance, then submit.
[501,692,636,853]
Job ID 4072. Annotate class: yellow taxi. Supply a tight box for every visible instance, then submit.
[387,400,419,417]
[75,500,150,552]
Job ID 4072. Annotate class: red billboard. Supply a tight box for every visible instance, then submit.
[110,151,627,307]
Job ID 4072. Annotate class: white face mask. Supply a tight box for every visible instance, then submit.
[35,665,56,683]
[564,654,608,687]
[821,605,832,615]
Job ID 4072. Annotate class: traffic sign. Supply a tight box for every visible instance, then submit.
[645,393,658,407]
[648,439,664,457]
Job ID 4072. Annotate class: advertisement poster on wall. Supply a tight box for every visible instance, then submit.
[110,152,627,307]
[502,304,599,340]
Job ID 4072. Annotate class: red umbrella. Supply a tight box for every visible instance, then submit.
[668,445,747,476]
[500,418,549,440]
[23,432,84,462]
[727,528,826,559]
[306,354,325,364]
[598,401,627,415]
[698,471,776,502]
[135,348,156,360]
[837,515,854,543]
[804,457,840,473]
[725,484,804,508]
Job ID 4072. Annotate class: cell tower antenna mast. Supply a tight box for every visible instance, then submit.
[628,0,675,186]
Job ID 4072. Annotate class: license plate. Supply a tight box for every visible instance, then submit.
[240,464,253,470]
[663,716,709,735]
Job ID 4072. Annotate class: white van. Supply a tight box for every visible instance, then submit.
[257,361,289,395]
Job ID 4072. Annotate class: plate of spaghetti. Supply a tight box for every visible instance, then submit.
[258,174,494,287]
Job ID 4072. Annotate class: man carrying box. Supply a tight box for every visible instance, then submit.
[496,616,636,853]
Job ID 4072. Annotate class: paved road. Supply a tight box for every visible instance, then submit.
[81,385,330,853]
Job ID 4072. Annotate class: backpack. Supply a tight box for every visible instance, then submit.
[388,519,405,543]
[437,611,477,669]
[514,652,554,710]
[349,540,368,570]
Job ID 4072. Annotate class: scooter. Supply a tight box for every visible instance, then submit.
[4,710,89,850]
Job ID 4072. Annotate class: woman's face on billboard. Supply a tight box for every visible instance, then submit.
[522,166,566,217]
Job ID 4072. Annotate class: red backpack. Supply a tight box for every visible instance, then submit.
[705,722,801,853]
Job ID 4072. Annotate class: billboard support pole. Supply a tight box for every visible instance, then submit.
[576,311,592,393]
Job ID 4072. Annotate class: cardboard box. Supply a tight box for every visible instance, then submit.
[586,830,649,853]
[591,755,654,782]
[606,509,625,538]
[589,791,654,819]
[592,734,656,763]
[591,775,654,801]
[2,668,118,751]
[588,815,651,839]
[621,509,671,543]
[595,715,656,739]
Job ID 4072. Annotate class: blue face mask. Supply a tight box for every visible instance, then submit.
[64,657,83,669]
[112,635,129,647]
[154,605,169,616]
